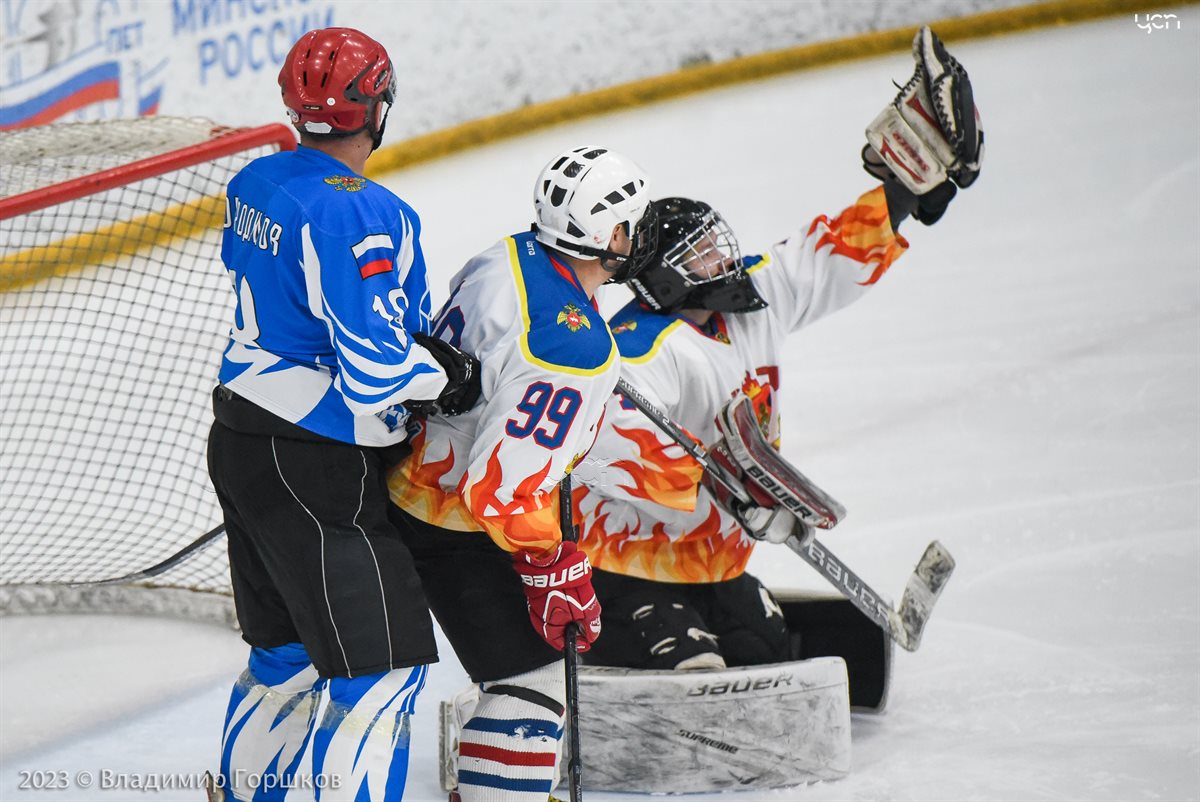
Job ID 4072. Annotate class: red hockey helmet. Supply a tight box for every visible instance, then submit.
[279,28,395,147]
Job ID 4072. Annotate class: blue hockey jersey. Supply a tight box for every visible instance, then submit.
[217,146,446,446]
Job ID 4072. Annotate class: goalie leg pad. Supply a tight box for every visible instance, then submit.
[457,661,566,802]
[219,643,320,802]
[577,659,851,792]
[441,656,852,793]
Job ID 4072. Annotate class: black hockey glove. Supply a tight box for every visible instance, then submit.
[404,332,482,417]
[864,145,959,228]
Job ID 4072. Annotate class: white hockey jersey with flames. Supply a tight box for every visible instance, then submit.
[572,186,908,583]
[387,231,620,555]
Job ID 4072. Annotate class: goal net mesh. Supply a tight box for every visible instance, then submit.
[0,118,293,619]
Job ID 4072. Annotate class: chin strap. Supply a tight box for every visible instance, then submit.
[370,101,392,151]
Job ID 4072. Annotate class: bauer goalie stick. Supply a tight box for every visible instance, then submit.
[614,378,955,652]
[558,474,584,802]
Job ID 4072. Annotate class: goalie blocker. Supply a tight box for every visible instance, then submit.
[439,592,893,794]
[706,391,846,539]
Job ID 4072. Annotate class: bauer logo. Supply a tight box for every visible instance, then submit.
[520,557,591,588]
[805,541,893,620]
[1134,12,1181,32]
[685,674,793,697]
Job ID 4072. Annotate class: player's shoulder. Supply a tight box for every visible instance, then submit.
[742,251,771,276]
[607,300,691,364]
[506,232,616,376]
[255,148,412,232]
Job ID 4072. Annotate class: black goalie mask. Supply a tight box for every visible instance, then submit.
[627,197,767,314]
[604,201,659,284]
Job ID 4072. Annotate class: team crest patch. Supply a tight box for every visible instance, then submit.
[556,303,591,332]
[740,375,776,442]
[324,175,366,192]
[611,320,637,335]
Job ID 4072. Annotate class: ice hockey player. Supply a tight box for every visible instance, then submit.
[206,28,481,802]
[386,145,656,801]
[572,27,983,672]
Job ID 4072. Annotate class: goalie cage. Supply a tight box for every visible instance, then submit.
[0,117,296,624]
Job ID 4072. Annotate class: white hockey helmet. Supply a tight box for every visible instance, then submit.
[532,146,656,281]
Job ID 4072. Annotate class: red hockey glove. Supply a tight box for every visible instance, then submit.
[512,542,602,652]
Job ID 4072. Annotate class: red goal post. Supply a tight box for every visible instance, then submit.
[0,118,295,621]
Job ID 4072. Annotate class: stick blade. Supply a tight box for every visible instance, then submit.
[896,540,956,652]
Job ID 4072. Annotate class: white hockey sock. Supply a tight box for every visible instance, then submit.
[220,643,320,802]
[457,661,566,802]
[297,663,428,802]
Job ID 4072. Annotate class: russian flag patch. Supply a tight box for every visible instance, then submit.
[352,234,395,279]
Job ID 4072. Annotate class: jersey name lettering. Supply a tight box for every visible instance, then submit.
[226,195,283,256]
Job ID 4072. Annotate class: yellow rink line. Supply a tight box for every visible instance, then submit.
[0,196,223,292]
[365,0,1192,179]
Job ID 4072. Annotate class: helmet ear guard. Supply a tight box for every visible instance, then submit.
[629,197,767,314]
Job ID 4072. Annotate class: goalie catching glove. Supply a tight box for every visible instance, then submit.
[864,26,984,225]
[513,541,601,652]
[702,393,846,544]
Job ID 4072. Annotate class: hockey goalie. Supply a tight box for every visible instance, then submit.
[440,26,977,794]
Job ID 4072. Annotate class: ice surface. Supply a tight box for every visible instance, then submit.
[2,14,1197,802]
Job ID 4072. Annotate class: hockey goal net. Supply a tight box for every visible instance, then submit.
[0,118,295,622]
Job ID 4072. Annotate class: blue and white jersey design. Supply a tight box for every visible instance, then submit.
[218,146,447,446]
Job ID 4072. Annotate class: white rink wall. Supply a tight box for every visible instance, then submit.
[1,0,1030,136]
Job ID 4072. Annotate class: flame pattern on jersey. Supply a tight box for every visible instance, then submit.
[390,405,572,553]
[387,423,477,531]
[575,186,906,583]
[606,425,703,512]
[576,496,754,582]
[464,442,564,552]
[809,185,907,286]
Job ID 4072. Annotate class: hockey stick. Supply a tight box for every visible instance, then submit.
[614,378,954,652]
[558,474,584,802]
[615,379,755,507]
[73,523,227,587]
[783,535,954,652]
